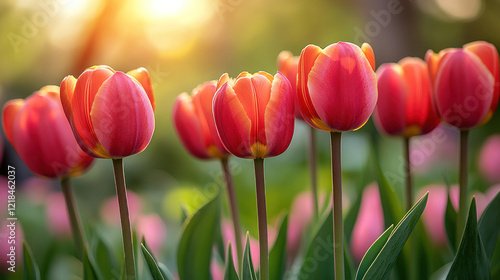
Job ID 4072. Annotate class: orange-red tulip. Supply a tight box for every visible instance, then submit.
[374,57,440,137]
[2,86,93,178]
[277,51,302,120]
[172,81,229,159]
[213,71,294,159]
[426,41,499,129]
[60,65,155,158]
[297,42,377,132]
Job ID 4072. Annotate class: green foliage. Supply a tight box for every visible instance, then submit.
[141,237,171,280]
[241,233,257,280]
[177,194,221,280]
[355,225,394,280]
[224,243,239,280]
[445,191,458,253]
[446,198,491,280]
[23,241,40,280]
[269,215,288,280]
[479,190,500,261]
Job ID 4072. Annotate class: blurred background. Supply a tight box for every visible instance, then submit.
[1,0,500,278]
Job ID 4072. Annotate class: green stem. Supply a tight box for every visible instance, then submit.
[60,176,87,260]
[112,158,136,280]
[309,126,319,219]
[254,158,269,280]
[221,158,243,272]
[457,130,469,245]
[404,137,413,211]
[330,132,344,280]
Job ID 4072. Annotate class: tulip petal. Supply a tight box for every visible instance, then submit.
[173,93,210,159]
[264,73,294,157]
[298,44,330,130]
[217,73,231,90]
[72,66,114,157]
[2,99,25,145]
[435,50,494,128]
[91,72,155,158]
[250,74,272,157]
[308,42,377,131]
[464,41,499,119]
[192,81,228,158]
[127,67,155,111]
[361,43,376,71]
[213,83,253,158]
[374,64,407,136]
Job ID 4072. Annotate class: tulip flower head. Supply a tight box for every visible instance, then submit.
[277,51,303,119]
[173,81,230,159]
[60,65,155,159]
[374,57,440,137]
[426,41,499,129]
[2,86,93,178]
[297,42,377,132]
[213,71,294,159]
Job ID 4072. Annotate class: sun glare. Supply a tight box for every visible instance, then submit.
[147,0,191,19]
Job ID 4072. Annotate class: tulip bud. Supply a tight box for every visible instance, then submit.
[277,51,302,119]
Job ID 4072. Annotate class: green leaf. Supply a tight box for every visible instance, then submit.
[241,233,257,280]
[269,215,288,280]
[94,235,119,280]
[344,187,362,244]
[141,241,166,280]
[362,192,428,280]
[224,242,239,280]
[355,225,394,280]
[446,197,491,280]
[445,189,457,253]
[180,204,189,225]
[23,241,40,280]
[479,190,500,260]
[298,208,334,280]
[84,249,102,280]
[177,194,220,280]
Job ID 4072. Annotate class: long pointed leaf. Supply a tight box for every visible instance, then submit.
[445,189,457,253]
[141,237,170,280]
[241,233,257,280]
[269,215,288,280]
[446,197,491,280]
[23,241,40,280]
[355,225,394,280]
[362,192,428,280]
[177,194,220,280]
[479,190,500,260]
[224,243,239,280]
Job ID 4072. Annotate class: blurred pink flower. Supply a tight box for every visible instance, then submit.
[46,192,72,238]
[350,183,385,263]
[0,221,23,271]
[211,260,224,280]
[136,214,167,255]
[20,177,54,205]
[479,135,500,184]
[101,190,142,226]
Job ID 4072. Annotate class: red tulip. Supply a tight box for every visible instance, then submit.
[60,65,155,158]
[374,57,440,137]
[277,51,302,119]
[213,71,294,159]
[426,41,499,129]
[297,42,377,132]
[2,86,93,178]
[173,81,229,159]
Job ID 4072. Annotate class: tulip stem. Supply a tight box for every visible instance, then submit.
[309,126,319,219]
[221,158,243,272]
[404,137,413,210]
[457,130,469,245]
[60,176,87,260]
[330,132,344,280]
[254,158,269,280]
[112,158,136,280]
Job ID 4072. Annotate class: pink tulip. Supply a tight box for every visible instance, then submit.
[136,214,167,255]
[2,86,93,178]
[101,191,143,226]
[277,51,302,120]
[350,183,384,263]
[479,135,500,183]
[46,192,72,237]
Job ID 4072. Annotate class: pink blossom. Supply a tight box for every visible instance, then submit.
[136,214,167,255]
[479,135,500,184]
[46,192,72,238]
[101,191,142,226]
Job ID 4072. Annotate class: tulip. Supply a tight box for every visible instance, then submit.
[350,184,384,263]
[60,65,155,159]
[213,71,294,280]
[60,65,156,279]
[297,41,377,280]
[173,81,244,267]
[2,86,93,178]
[426,41,499,243]
[136,214,167,255]
[278,51,319,218]
[46,192,72,238]
[478,135,500,184]
[375,57,441,210]
[2,86,93,260]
